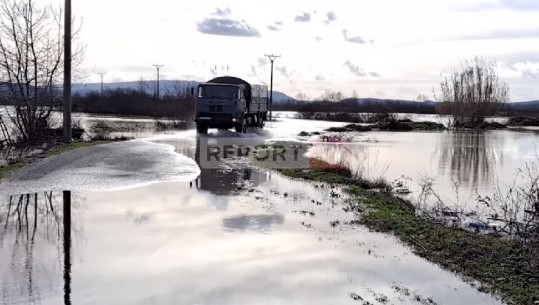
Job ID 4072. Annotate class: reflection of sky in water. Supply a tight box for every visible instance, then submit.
[0,191,83,305]
[0,176,503,305]
[306,128,539,214]
[222,213,285,233]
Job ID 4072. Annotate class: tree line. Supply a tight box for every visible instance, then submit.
[273,98,439,114]
[71,87,195,119]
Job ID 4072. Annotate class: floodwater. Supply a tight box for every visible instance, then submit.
[263,112,538,220]
[298,130,538,224]
[0,133,504,305]
[1,110,535,304]
[307,127,538,201]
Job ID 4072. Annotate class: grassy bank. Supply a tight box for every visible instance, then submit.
[279,168,539,305]
[0,140,115,180]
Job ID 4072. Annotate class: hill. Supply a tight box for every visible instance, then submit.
[504,100,539,110]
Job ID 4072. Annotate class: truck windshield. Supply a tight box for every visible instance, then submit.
[198,85,238,99]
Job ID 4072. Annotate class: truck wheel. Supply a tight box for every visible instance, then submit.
[258,115,264,128]
[197,124,208,134]
[242,117,248,133]
[236,117,247,133]
[235,120,242,133]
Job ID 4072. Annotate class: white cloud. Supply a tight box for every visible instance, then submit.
[197,18,260,37]
[74,0,539,102]
[499,61,539,79]
[294,12,311,22]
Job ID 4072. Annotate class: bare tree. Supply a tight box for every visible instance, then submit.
[210,65,218,77]
[136,76,152,94]
[352,89,358,100]
[0,0,84,144]
[416,94,429,102]
[164,80,192,98]
[435,56,509,127]
[295,92,309,102]
[320,89,343,103]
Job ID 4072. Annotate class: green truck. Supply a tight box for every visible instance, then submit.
[194,76,269,134]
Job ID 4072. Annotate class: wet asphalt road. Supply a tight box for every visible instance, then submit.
[0,140,200,195]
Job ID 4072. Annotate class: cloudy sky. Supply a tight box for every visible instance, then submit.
[73,0,539,101]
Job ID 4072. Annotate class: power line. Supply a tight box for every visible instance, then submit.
[152,64,164,99]
[264,54,280,121]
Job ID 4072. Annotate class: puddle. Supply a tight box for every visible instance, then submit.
[0,135,505,305]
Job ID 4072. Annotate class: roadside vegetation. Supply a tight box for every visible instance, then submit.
[0,0,100,163]
[0,0,85,146]
[279,167,538,305]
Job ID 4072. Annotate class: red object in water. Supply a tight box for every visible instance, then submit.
[308,158,347,170]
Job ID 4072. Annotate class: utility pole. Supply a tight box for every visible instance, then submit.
[152,64,163,99]
[63,0,72,143]
[264,54,280,121]
[97,72,106,95]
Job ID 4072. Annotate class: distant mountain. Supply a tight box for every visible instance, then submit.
[268,91,295,103]
[73,80,294,103]
[505,100,539,109]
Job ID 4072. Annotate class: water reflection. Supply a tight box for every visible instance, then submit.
[190,137,269,203]
[0,191,77,305]
[305,143,389,179]
[63,191,72,305]
[438,131,503,189]
[0,170,504,304]
[222,213,285,233]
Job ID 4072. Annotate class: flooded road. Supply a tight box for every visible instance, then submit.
[0,129,505,304]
